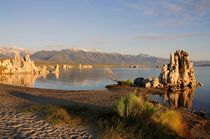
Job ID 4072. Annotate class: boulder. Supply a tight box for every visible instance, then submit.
[134,77,145,87]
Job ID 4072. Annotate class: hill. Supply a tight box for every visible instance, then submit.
[31,48,168,67]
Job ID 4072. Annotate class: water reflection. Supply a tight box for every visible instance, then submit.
[152,87,196,110]
[0,68,110,89]
[0,73,46,87]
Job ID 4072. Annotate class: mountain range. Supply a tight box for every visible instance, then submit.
[0,47,210,67]
[31,48,168,66]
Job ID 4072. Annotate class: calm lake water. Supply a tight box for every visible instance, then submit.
[0,67,210,116]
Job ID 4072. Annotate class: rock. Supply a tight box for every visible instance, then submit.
[134,77,145,87]
[151,77,159,88]
[63,64,68,70]
[134,50,202,89]
[0,53,48,75]
[54,64,59,74]
[145,82,151,88]
[158,50,201,89]
[134,77,153,88]
[168,85,178,92]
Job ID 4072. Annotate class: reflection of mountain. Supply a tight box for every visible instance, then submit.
[42,69,107,86]
[0,74,46,87]
[162,88,195,110]
[0,69,108,88]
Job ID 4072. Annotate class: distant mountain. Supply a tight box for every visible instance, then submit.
[0,47,30,58]
[31,48,168,66]
[1,47,209,67]
[194,61,210,67]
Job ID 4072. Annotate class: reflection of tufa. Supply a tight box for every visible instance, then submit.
[0,73,46,87]
[162,87,195,110]
[50,64,60,79]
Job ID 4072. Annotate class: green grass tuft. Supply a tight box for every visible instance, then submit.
[117,80,133,86]
[114,93,144,117]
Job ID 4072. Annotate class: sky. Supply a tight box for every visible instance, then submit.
[0,0,210,60]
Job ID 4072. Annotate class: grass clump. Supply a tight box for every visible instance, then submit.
[114,93,144,117]
[152,110,187,137]
[100,92,188,138]
[27,105,82,127]
[117,80,133,86]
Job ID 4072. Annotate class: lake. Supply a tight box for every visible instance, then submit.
[0,67,210,117]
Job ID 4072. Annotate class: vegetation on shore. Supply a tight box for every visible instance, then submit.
[26,105,82,127]
[116,80,133,87]
[25,92,188,139]
[98,93,187,139]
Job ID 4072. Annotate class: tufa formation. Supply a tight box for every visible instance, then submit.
[134,50,203,89]
[0,53,48,74]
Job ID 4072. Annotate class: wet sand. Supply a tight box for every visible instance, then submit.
[0,83,210,138]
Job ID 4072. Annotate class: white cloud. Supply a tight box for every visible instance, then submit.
[125,0,210,26]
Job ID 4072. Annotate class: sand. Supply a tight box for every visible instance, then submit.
[0,84,131,139]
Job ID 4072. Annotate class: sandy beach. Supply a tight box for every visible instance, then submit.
[0,83,210,138]
[0,83,131,138]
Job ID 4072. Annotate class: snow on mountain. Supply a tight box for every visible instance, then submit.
[68,48,103,53]
[0,46,31,58]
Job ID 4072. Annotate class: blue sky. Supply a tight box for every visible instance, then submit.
[0,0,210,60]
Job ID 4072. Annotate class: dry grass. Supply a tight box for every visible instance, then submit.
[99,127,123,139]
[27,105,82,127]
[104,93,188,138]
[152,110,187,137]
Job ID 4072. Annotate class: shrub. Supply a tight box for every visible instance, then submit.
[112,93,187,138]
[142,102,160,118]
[114,93,144,117]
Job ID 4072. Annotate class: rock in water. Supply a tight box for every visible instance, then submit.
[159,50,198,88]
[134,50,202,89]
[54,64,59,74]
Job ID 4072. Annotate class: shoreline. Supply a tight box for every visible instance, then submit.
[0,83,210,138]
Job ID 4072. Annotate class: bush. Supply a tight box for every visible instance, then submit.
[142,102,161,118]
[114,93,144,117]
[112,93,187,138]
